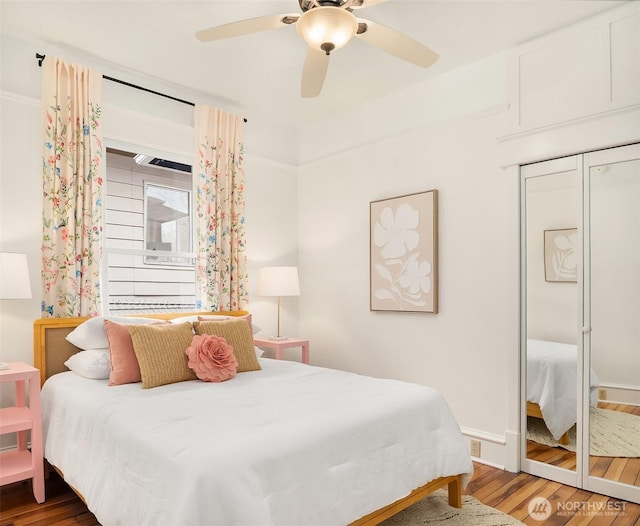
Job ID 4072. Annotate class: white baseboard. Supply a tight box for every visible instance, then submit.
[460,427,511,471]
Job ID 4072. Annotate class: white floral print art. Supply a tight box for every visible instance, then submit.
[370,191,438,312]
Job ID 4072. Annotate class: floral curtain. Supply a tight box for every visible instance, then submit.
[193,105,248,311]
[41,57,103,318]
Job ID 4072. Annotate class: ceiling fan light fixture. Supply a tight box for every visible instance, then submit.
[297,7,357,54]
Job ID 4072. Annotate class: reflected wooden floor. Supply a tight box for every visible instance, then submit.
[527,402,640,487]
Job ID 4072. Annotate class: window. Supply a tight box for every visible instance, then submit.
[104,148,195,314]
[144,182,193,266]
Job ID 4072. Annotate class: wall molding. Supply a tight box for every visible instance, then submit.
[0,90,39,107]
[600,382,640,393]
[244,153,298,172]
[299,102,509,168]
[498,103,640,167]
[460,426,507,445]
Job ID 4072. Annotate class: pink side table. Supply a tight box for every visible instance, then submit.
[0,362,45,503]
[254,338,310,365]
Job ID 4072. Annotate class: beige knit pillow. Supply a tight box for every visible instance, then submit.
[193,318,261,373]
[128,322,197,388]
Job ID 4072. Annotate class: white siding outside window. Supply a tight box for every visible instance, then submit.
[104,149,195,314]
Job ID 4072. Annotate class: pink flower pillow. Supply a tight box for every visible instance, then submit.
[186,334,238,383]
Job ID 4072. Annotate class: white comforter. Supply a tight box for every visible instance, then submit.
[527,339,599,440]
[42,359,473,526]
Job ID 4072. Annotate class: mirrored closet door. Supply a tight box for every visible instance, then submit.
[521,143,640,504]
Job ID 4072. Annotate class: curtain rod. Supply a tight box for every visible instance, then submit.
[36,53,247,123]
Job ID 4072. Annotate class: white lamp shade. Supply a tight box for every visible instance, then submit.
[296,7,358,53]
[0,252,32,299]
[257,266,300,297]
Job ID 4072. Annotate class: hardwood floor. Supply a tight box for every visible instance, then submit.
[1,463,638,525]
[469,463,640,525]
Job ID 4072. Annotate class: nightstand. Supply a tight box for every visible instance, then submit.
[0,362,45,503]
[254,338,309,364]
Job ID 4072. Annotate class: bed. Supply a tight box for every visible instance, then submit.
[526,339,599,442]
[34,312,473,526]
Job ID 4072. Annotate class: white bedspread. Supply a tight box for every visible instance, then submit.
[42,358,473,526]
[527,339,599,440]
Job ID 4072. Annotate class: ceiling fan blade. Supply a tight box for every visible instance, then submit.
[355,19,438,67]
[301,47,330,98]
[196,14,299,42]
[347,0,390,9]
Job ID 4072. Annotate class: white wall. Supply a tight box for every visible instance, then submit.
[297,56,520,468]
[243,155,300,350]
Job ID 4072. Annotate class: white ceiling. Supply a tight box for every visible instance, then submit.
[0,0,627,130]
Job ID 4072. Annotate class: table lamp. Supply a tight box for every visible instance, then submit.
[257,266,299,340]
[0,252,32,300]
[0,252,32,370]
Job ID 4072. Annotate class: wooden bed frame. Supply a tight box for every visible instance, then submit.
[33,312,464,525]
[526,401,570,445]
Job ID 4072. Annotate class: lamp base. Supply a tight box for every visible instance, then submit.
[268,335,289,341]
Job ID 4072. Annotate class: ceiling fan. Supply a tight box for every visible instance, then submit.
[195,0,438,98]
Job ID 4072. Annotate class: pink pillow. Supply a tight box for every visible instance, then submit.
[104,320,141,385]
[186,334,238,383]
[104,320,170,386]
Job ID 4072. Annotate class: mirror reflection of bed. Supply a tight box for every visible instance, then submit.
[525,336,640,486]
[524,319,640,484]
[526,339,582,470]
[527,421,640,485]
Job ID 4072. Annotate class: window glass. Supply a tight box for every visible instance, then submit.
[144,182,192,266]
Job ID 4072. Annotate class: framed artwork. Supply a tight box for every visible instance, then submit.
[544,228,578,282]
[370,190,438,313]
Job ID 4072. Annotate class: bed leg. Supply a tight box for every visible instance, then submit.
[447,476,462,508]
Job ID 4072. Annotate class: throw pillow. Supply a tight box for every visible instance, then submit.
[193,318,261,373]
[104,319,142,386]
[186,334,238,382]
[129,323,197,388]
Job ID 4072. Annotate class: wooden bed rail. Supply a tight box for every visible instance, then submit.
[349,475,463,525]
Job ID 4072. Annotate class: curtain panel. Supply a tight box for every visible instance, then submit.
[41,57,104,318]
[193,105,248,311]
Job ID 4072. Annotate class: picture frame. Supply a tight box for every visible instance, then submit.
[370,190,438,313]
[544,228,578,283]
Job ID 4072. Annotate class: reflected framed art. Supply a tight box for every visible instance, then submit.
[544,228,578,282]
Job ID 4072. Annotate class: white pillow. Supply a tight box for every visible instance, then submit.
[65,316,164,350]
[255,346,264,358]
[64,349,110,379]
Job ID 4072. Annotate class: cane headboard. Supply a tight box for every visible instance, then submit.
[33,311,250,386]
